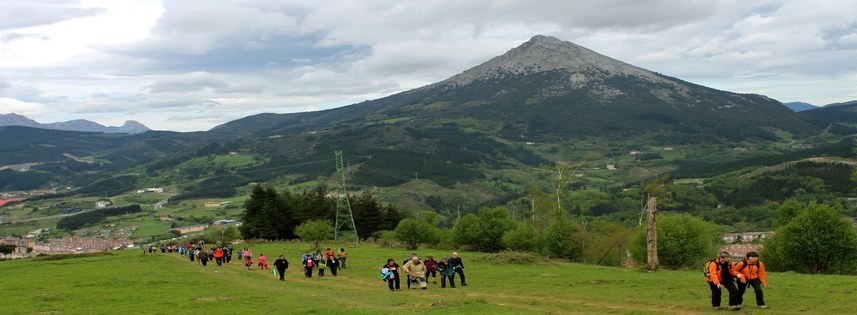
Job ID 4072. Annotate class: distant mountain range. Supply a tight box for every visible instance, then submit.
[782,100,857,112]
[0,113,150,134]
[783,102,818,112]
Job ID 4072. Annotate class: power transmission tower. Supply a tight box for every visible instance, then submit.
[334,150,359,246]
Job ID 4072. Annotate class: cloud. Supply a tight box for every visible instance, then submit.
[0,32,49,43]
[0,97,49,116]
[119,0,301,55]
[0,0,103,31]
[148,72,229,93]
[0,0,855,131]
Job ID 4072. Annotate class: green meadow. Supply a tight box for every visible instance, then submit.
[1,243,855,314]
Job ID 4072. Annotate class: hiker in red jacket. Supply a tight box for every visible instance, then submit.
[423,256,438,284]
[213,247,225,266]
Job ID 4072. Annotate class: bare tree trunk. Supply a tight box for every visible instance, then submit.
[646,197,659,271]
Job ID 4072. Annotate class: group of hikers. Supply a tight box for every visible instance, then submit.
[705,251,768,311]
[144,241,235,267]
[166,243,351,282]
[380,251,467,291]
[297,248,349,278]
[147,241,272,271]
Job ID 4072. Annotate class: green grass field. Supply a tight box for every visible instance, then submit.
[2,243,855,314]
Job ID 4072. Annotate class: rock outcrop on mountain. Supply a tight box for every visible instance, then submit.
[438,35,670,88]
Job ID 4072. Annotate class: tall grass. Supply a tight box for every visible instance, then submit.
[1,243,854,314]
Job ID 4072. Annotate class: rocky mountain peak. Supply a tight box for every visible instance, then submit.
[439,35,670,88]
[115,120,150,133]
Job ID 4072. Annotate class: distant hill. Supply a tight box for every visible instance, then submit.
[798,103,857,136]
[822,100,857,108]
[783,101,817,112]
[0,113,150,134]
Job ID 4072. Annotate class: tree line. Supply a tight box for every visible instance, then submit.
[56,204,142,231]
[239,185,401,241]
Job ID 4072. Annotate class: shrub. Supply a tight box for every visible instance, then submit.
[452,207,515,252]
[545,216,581,259]
[394,218,437,250]
[502,223,541,253]
[630,214,717,269]
[294,219,334,250]
[763,202,857,274]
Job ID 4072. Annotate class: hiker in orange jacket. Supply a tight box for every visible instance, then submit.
[734,251,768,309]
[707,252,745,310]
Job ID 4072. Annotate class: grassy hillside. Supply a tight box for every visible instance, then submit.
[1,243,855,314]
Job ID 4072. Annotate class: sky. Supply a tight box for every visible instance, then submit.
[1,0,856,132]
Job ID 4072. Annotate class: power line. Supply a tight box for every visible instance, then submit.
[357,164,414,182]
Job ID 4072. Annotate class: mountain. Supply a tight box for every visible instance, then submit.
[798,103,857,136]
[0,113,150,134]
[212,35,820,144]
[0,113,41,128]
[1,35,847,211]
[783,101,817,112]
[823,100,857,108]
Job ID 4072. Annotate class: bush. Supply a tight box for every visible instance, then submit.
[630,214,717,269]
[394,218,437,250]
[294,219,334,250]
[545,216,581,259]
[763,202,857,274]
[452,207,515,252]
[502,223,542,253]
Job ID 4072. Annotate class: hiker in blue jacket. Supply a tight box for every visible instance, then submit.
[436,257,457,288]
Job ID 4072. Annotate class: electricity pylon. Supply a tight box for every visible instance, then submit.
[334,150,359,246]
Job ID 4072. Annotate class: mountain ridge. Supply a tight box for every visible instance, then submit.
[0,113,150,134]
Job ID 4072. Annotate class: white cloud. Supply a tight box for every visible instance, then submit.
[0,0,855,131]
[0,98,49,116]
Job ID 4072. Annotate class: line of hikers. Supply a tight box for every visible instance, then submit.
[182,244,232,267]
[151,241,234,267]
[299,248,349,278]
[381,251,467,291]
[705,251,768,311]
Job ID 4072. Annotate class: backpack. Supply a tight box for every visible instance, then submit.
[702,259,718,279]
